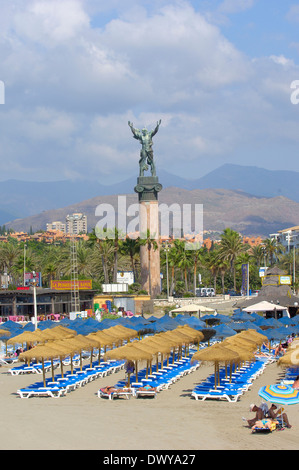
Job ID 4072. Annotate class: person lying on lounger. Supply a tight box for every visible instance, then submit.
[251,418,278,432]
[292,375,299,390]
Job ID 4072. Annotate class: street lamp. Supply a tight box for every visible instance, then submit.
[23,243,27,286]
[163,241,171,300]
[31,271,38,330]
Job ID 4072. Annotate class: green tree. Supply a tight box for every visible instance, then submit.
[263,238,284,265]
[217,228,246,292]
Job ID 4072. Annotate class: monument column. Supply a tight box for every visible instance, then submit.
[128,119,163,298]
[135,177,162,298]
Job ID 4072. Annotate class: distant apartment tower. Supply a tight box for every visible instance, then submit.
[66,213,87,235]
[46,221,66,233]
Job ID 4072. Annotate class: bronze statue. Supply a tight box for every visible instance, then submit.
[128,119,161,177]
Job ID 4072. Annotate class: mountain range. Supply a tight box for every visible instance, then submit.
[2,164,299,236]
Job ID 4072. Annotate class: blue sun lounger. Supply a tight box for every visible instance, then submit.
[17,385,67,398]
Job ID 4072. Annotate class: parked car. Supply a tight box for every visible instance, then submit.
[250,290,259,296]
[196,287,215,297]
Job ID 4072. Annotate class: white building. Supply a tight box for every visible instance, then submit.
[46,221,66,233]
[270,225,299,252]
[66,213,87,235]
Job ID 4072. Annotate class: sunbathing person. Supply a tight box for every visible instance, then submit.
[274,344,285,357]
[292,375,299,390]
[251,418,277,432]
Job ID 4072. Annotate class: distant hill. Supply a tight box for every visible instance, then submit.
[5,187,299,237]
[1,164,299,231]
[190,164,299,202]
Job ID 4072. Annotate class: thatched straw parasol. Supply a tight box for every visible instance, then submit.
[43,341,76,380]
[7,330,46,356]
[7,330,45,345]
[238,329,268,345]
[106,325,137,342]
[160,330,193,361]
[0,329,11,337]
[0,328,11,356]
[140,335,173,371]
[222,339,256,376]
[175,326,204,355]
[105,343,153,385]
[38,327,76,342]
[51,325,77,336]
[65,334,99,370]
[19,344,69,386]
[129,340,158,377]
[277,347,299,367]
[176,325,204,342]
[225,335,258,352]
[191,343,240,389]
[89,331,122,362]
[47,338,80,375]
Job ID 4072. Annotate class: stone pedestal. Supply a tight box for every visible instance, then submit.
[134,176,162,298]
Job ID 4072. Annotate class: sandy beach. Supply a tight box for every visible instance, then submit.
[0,356,298,451]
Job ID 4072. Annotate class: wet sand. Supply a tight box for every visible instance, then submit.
[0,357,298,451]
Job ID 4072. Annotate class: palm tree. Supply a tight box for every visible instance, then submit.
[87,228,114,284]
[217,228,246,292]
[250,244,265,268]
[12,250,36,285]
[205,249,220,292]
[190,246,205,295]
[0,242,21,277]
[168,243,179,296]
[175,240,193,292]
[263,238,284,265]
[119,236,140,283]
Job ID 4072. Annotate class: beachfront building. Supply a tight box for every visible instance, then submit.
[66,213,88,235]
[0,287,95,322]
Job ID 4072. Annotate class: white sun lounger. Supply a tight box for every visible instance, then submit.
[17,386,67,398]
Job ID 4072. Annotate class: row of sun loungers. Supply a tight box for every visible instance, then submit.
[98,355,200,400]
[9,361,56,375]
[8,355,85,375]
[280,366,299,386]
[17,360,125,398]
[191,357,268,402]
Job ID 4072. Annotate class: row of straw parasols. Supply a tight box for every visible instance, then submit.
[7,323,286,390]
[190,329,269,389]
[15,325,139,387]
[103,325,205,385]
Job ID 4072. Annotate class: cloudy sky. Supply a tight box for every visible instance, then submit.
[0,0,299,184]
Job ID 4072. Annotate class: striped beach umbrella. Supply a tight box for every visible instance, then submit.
[258,384,299,406]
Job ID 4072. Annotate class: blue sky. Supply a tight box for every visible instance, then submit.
[199,0,299,60]
[0,0,298,183]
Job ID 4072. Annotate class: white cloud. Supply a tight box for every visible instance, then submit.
[0,0,298,183]
[13,0,90,45]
